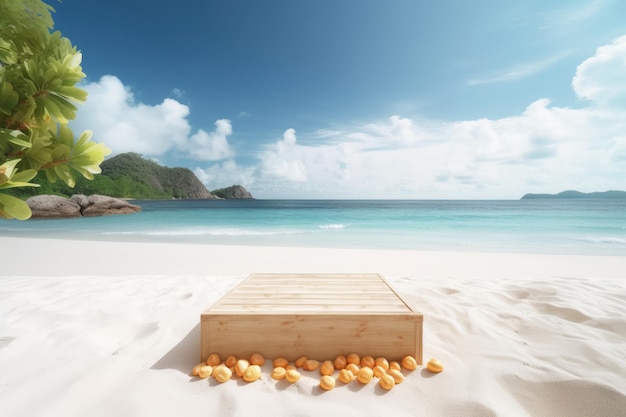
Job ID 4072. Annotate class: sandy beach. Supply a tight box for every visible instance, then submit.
[1,236,625,416]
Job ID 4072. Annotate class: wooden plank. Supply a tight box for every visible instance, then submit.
[201,313,421,361]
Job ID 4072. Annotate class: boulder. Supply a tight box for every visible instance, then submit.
[26,195,82,219]
[71,194,142,217]
[26,194,141,219]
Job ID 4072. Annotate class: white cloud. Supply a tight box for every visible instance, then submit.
[572,34,626,106]
[188,119,234,161]
[258,129,308,182]
[250,35,626,198]
[73,75,234,162]
[194,159,256,191]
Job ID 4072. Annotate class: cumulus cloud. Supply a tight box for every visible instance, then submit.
[572,34,626,106]
[188,119,234,161]
[251,34,626,198]
[194,159,256,191]
[72,75,234,161]
[258,129,308,182]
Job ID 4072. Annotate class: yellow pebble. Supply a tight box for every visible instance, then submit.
[319,375,336,391]
[214,365,232,383]
[373,365,386,378]
[285,369,302,383]
[345,363,360,375]
[271,367,287,380]
[357,366,374,384]
[235,359,249,377]
[243,364,262,382]
[389,361,402,371]
[338,369,354,384]
[427,358,444,373]
[387,369,405,384]
[379,373,395,390]
[197,365,213,379]
[192,362,206,376]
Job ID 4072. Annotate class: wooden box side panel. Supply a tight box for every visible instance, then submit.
[201,313,421,362]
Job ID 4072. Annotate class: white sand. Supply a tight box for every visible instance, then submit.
[1,236,625,417]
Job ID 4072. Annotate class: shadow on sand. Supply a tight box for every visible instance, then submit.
[151,323,200,374]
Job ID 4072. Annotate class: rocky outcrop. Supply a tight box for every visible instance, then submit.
[211,185,254,199]
[26,195,82,218]
[71,194,142,217]
[27,194,141,219]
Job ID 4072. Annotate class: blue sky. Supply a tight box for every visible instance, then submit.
[52,0,626,198]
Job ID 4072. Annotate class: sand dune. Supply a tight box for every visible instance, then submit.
[1,237,625,416]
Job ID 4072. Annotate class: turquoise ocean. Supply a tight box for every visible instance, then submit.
[1,199,625,255]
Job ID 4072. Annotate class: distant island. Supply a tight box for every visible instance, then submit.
[521,190,626,199]
[6,152,253,200]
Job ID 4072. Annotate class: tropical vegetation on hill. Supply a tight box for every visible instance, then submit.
[5,152,222,200]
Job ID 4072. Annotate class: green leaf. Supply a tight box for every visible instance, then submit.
[8,137,32,148]
[0,193,32,220]
[0,82,20,116]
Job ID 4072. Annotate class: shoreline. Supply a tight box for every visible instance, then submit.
[2,236,626,278]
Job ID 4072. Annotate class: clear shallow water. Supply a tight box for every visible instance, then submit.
[1,199,625,255]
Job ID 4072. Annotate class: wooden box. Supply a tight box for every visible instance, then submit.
[200,273,423,364]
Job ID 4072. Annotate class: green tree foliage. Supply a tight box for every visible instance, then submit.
[0,0,110,219]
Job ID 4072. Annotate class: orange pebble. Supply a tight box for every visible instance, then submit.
[347,353,360,365]
[360,355,375,369]
[375,357,389,371]
[206,353,221,366]
[249,353,265,366]
[295,356,308,368]
[224,355,238,368]
[333,355,347,370]
[304,359,320,371]
[401,355,418,371]
[273,357,289,368]
[320,360,334,376]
